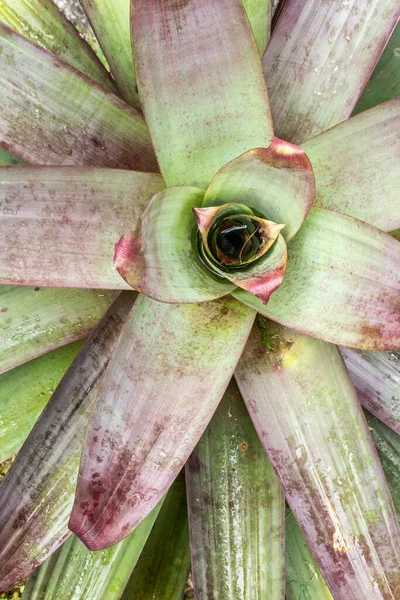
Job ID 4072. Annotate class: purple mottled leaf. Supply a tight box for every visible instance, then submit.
[69,295,255,550]
[0,293,136,593]
[264,0,400,143]
[0,24,158,170]
[0,167,164,288]
[235,318,400,599]
[341,348,400,436]
[304,97,400,232]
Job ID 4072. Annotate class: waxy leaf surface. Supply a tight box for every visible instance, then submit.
[131,0,273,188]
[186,380,285,600]
[0,0,116,92]
[70,295,255,550]
[0,25,157,171]
[234,208,400,350]
[0,286,116,374]
[80,0,139,108]
[235,319,400,600]
[263,0,400,143]
[304,98,400,232]
[0,340,82,463]
[22,508,161,600]
[204,139,315,242]
[354,22,400,114]
[115,186,234,303]
[0,167,165,288]
[341,348,400,436]
[122,474,191,600]
[0,293,136,593]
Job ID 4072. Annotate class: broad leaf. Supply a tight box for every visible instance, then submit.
[80,0,139,109]
[341,348,400,436]
[131,0,273,188]
[121,474,190,600]
[115,186,234,303]
[242,0,271,56]
[0,167,164,288]
[303,98,400,232]
[354,22,400,114]
[366,412,400,517]
[0,286,116,374]
[0,340,83,463]
[70,295,255,550]
[0,0,116,91]
[21,508,162,600]
[0,25,157,171]
[286,510,333,600]
[186,380,285,599]
[264,0,400,143]
[234,208,400,350]
[203,139,315,242]
[0,293,136,593]
[235,319,400,599]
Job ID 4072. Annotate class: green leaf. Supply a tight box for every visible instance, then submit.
[115,186,234,303]
[235,319,400,599]
[0,0,116,92]
[186,380,285,599]
[0,167,164,288]
[0,147,25,165]
[366,412,400,517]
[303,97,400,232]
[286,510,333,600]
[242,0,271,56]
[342,348,400,436]
[121,474,190,600]
[69,295,255,550]
[0,286,116,374]
[354,22,400,114]
[80,0,139,109]
[264,0,400,143]
[0,25,158,170]
[21,508,162,600]
[203,139,315,242]
[0,340,83,463]
[131,0,273,188]
[0,293,136,593]
[234,208,400,350]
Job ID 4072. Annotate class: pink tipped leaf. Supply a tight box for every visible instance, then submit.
[69,295,256,550]
[203,139,315,241]
[235,319,400,599]
[0,25,157,170]
[264,0,400,144]
[114,186,234,303]
[0,167,164,288]
[234,208,400,350]
[303,97,400,232]
[131,0,273,188]
[0,293,137,593]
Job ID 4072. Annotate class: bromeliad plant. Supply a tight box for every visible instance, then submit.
[0,0,399,598]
